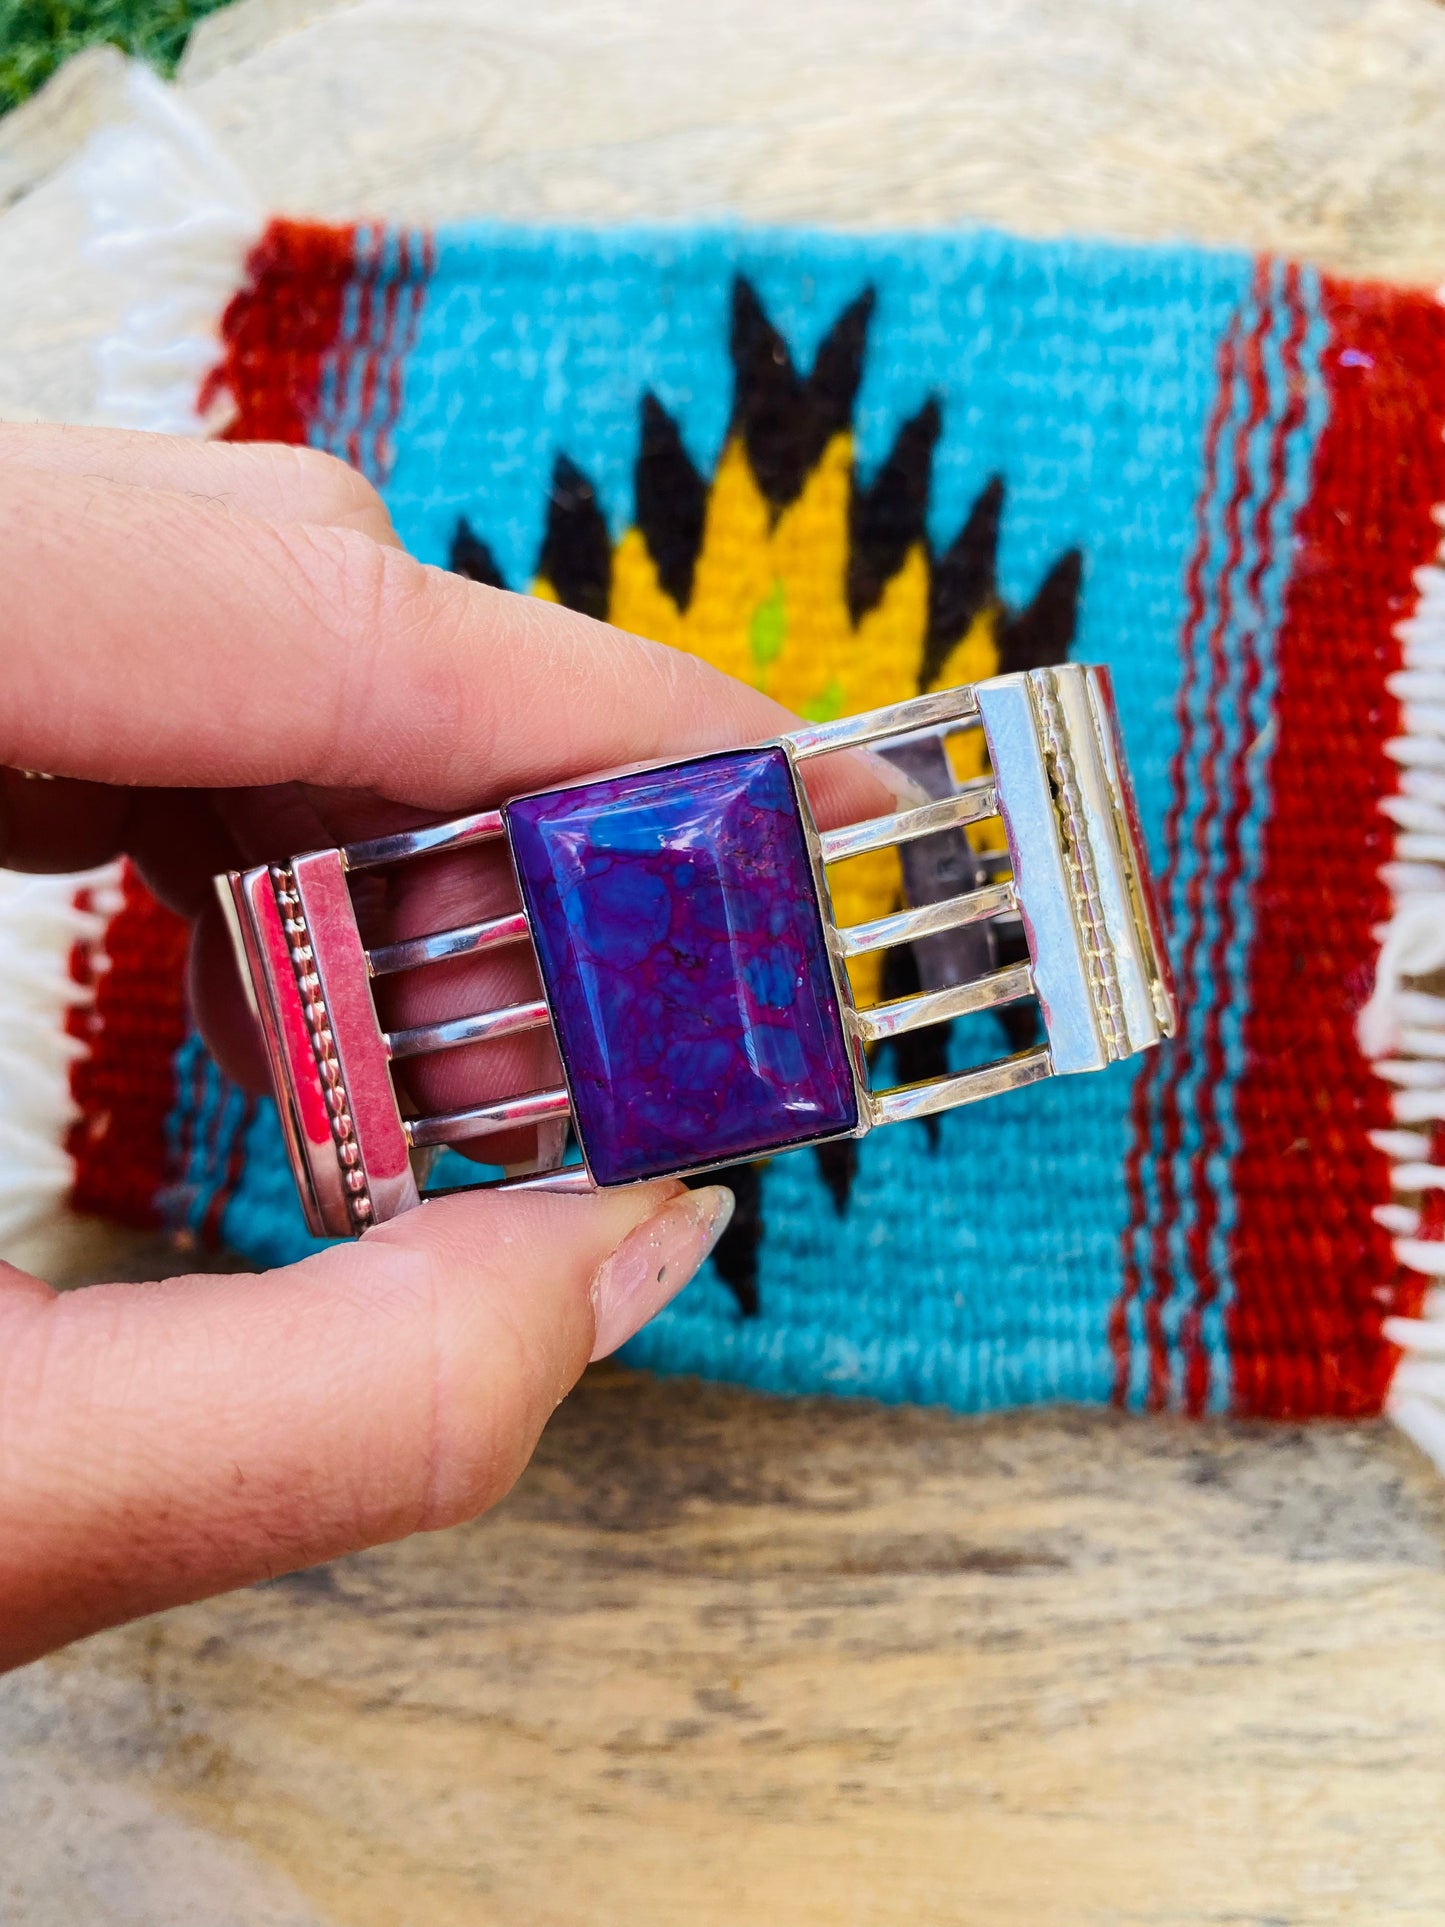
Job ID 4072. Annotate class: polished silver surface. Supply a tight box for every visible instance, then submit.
[975,673,1105,1076]
[778,744,873,1122]
[407,1085,572,1149]
[385,998,552,1061]
[418,1160,598,1200]
[479,1165,595,1195]
[291,848,420,1227]
[975,664,1178,1076]
[368,909,531,977]
[1050,664,1178,1046]
[342,809,505,872]
[855,961,1035,1045]
[815,782,997,864]
[219,866,347,1238]
[868,1045,1053,1126]
[788,685,980,759]
[838,882,1017,959]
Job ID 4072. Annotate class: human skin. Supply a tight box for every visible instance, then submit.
[0,426,895,1673]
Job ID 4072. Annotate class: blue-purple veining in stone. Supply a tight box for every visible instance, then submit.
[506,747,859,1185]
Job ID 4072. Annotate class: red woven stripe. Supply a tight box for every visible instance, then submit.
[1179,265,1311,1417]
[378,230,435,477]
[199,218,358,446]
[1227,280,1445,1418]
[1144,266,1280,1411]
[1113,310,1247,1404]
[67,864,190,1228]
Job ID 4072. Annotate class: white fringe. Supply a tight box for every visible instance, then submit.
[0,68,261,1268]
[1359,462,1445,1471]
[79,61,263,435]
[0,869,121,1251]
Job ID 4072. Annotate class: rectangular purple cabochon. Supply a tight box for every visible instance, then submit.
[506,748,858,1185]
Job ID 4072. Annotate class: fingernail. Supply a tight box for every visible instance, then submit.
[589,1184,734,1361]
[862,749,931,811]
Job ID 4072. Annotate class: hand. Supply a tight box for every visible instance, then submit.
[0,425,893,1673]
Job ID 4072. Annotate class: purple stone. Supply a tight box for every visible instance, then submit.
[506,747,859,1185]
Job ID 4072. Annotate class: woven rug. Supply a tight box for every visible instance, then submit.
[5,77,1445,1456]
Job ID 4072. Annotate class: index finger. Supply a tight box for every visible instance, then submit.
[0,464,896,827]
[0,423,402,546]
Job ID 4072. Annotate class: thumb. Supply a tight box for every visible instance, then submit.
[0,1181,733,1671]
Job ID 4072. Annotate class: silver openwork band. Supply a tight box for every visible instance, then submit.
[218,664,1176,1237]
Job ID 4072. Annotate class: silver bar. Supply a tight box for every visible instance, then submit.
[855,960,1034,1044]
[342,809,505,872]
[838,881,1017,959]
[869,1045,1053,1126]
[499,1165,595,1194]
[368,910,530,977]
[385,997,551,1060]
[976,676,1106,1075]
[288,850,421,1228]
[788,686,981,760]
[421,1163,596,1200]
[407,1085,572,1148]
[818,782,997,864]
[1048,664,1176,1049]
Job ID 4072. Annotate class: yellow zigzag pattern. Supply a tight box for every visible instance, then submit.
[537,430,1004,1007]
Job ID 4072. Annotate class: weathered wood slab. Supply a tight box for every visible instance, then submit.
[4,1376,1444,1925]
[4,0,1445,432]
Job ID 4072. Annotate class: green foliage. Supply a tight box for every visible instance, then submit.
[0,0,230,115]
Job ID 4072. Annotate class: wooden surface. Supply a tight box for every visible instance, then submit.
[3,2,1445,1919]
[6,0,1445,427]
[4,1377,1445,1925]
